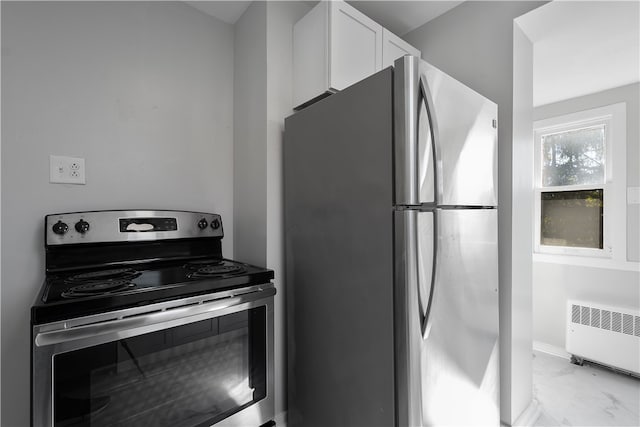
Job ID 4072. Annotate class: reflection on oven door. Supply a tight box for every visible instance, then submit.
[52,307,266,427]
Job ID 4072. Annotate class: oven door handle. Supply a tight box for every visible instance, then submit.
[35,287,276,347]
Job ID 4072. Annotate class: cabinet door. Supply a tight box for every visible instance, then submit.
[293,2,330,108]
[329,1,383,91]
[382,29,421,68]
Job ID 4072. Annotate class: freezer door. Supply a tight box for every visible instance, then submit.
[419,208,500,426]
[420,62,498,207]
[394,55,423,206]
[393,56,498,207]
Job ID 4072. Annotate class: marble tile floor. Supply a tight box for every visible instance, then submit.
[532,350,640,426]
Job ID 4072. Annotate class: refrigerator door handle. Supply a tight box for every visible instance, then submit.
[418,74,440,206]
[417,210,437,341]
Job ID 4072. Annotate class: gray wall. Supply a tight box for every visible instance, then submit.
[404,1,547,424]
[532,83,640,351]
[234,1,311,420]
[265,1,313,419]
[1,2,234,425]
[234,2,268,267]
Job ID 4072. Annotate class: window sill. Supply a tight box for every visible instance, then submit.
[532,253,640,272]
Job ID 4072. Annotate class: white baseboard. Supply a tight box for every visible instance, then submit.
[533,340,570,360]
[512,399,542,427]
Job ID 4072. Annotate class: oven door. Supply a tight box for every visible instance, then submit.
[32,286,275,427]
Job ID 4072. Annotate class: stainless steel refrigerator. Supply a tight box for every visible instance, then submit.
[284,55,499,427]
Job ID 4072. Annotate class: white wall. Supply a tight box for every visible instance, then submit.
[533,264,640,350]
[511,21,536,425]
[532,83,640,352]
[1,2,234,425]
[404,2,547,424]
[534,83,640,263]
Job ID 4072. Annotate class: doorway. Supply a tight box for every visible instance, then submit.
[514,2,640,425]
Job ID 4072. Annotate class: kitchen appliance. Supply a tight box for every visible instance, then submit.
[567,300,640,376]
[284,55,499,426]
[31,210,275,427]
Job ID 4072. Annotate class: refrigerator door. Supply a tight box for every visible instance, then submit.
[418,208,500,426]
[394,209,431,427]
[420,61,498,207]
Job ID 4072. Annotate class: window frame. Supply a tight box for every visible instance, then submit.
[533,103,626,262]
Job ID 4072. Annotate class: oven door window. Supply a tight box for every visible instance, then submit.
[52,307,267,427]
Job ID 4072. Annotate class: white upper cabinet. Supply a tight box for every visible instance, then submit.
[293,0,419,109]
[382,28,421,69]
[329,2,383,92]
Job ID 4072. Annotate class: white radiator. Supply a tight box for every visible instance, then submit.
[566,300,640,376]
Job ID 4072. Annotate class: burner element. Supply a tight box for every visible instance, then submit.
[61,268,140,298]
[187,263,245,279]
[183,259,223,268]
[198,265,243,275]
[66,268,140,283]
[61,281,136,298]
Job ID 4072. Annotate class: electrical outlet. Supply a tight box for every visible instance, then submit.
[50,155,86,184]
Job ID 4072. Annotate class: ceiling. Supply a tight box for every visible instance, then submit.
[185,1,252,24]
[184,1,462,35]
[347,1,463,35]
[182,1,640,107]
[518,1,640,107]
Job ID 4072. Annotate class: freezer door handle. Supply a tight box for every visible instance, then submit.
[417,210,437,340]
[418,74,440,206]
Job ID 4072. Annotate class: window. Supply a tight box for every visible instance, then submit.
[534,103,626,260]
[540,189,603,249]
[541,125,605,187]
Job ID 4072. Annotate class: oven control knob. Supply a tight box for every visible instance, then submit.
[197,218,208,230]
[52,220,69,235]
[74,219,90,234]
[210,218,221,230]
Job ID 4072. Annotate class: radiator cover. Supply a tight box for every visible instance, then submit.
[566,300,640,376]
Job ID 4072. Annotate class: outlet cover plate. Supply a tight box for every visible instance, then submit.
[50,155,86,184]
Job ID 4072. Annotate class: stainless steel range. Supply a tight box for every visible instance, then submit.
[31,210,275,427]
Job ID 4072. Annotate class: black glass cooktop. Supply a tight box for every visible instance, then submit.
[32,259,274,324]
